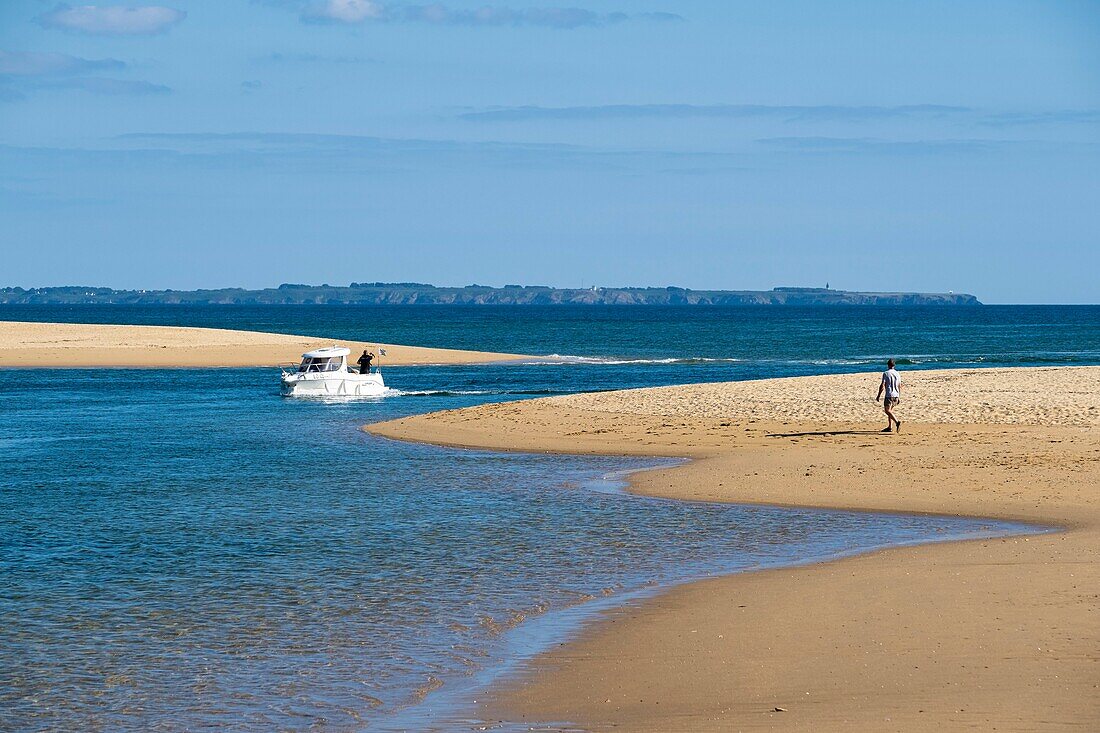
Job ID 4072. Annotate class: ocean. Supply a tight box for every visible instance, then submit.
[1,304,1093,732]
[7,304,1100,370]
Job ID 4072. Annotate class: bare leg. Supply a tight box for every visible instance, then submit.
[884,403,897,431]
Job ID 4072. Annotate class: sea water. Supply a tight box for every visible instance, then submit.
[2,304,1089,732]
[6,303,1099,376]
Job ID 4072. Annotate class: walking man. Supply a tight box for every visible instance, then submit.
[876,358,902,433]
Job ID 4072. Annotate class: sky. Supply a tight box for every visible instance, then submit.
[1,1,1098,303]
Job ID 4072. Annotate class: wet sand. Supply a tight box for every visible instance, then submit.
[0,321,530,367]
[367,367,1100,731]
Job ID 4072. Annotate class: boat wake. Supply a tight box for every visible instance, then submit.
[284,387,563,402]
[534,354,743,365]
[389,388,559,397]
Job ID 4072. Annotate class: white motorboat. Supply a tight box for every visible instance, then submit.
[280,346,386,397]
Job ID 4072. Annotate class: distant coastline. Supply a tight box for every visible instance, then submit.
[0,284,981,306]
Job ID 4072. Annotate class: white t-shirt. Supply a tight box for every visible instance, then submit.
[882,368,901,399]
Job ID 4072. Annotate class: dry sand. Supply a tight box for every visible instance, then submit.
[368,367,1100,731]
[0,321,530,368]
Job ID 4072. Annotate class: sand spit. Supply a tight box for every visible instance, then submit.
[368,367,1100,732]
[549,366,1100,427]
[0,321,531,368]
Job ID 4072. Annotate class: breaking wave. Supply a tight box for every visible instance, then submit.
[526,352,1098,368]
[533,354,744,365]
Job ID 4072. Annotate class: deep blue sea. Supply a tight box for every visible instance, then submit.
[2,304,1093,732]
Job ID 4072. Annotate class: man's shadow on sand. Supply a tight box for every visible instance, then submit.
[766,430,885,438]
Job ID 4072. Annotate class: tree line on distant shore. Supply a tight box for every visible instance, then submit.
[0,284,981,306]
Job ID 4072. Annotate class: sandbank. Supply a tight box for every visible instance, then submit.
[0,321,530,368]
[367,367,1100,731]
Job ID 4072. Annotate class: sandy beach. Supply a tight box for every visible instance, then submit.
[0,321,530,368]
[368,367,1100,731]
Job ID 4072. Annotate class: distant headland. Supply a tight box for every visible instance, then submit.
[0,284,981,306]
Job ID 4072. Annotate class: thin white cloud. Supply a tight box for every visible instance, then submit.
[0,81,26,102]
[299,1,682,28]
[756,136,998,155]
[0,50,126,76]
[0,50,169,100]
[308,0,383,23]
[37,4,187,36]
[35,76,171,95]
[258,51,375,64]
[458,103,971,122]
[980,110,1100,127]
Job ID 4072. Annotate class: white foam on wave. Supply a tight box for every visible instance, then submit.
[532,354,744,365]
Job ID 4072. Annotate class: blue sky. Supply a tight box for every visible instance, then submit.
[1,1,1098,302]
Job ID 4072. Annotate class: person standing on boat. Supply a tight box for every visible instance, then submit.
[357,349,374,375]
[876,358,902,433]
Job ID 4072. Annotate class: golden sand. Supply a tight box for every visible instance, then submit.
[0,321,530,368]
[549,366,1100,427]
[368,367,1100,731]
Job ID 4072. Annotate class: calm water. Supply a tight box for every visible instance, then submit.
[1,304,1086,732]
[4,304,1099,377]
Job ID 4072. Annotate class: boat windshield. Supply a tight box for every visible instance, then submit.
[298,357,343,373]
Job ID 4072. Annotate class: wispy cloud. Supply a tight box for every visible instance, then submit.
[0,49,169,100]
[459,103,970,122]
[111,131,1041,168]
[301,0,382,22]
[295,0,682,28]
[457,102,1100,141]
[0,80,26,102]
[35,77,172,95]
[0,50,126,76]
[115,130,580,155]
[757,136,998,155]
[108,131,727,173]
[257,51,375,64]
[37,4,187,36]
[979,110,1100,127]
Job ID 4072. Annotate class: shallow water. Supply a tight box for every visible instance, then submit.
[0,366,1039,732]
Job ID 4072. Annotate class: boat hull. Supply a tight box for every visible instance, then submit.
[281,372,387,397]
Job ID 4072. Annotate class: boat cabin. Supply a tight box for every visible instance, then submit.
[297,346,350,373]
